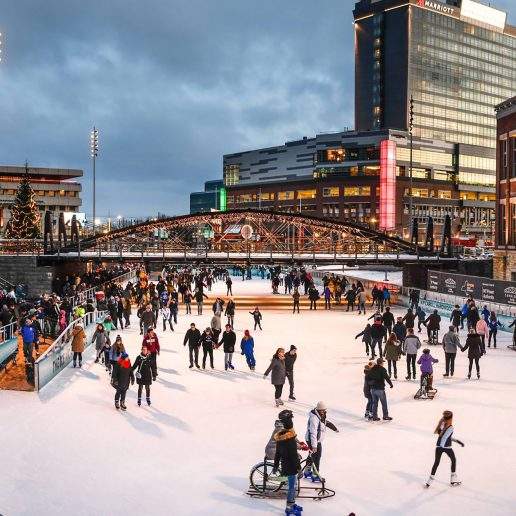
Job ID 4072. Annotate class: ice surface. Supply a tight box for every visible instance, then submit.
[1,278,515,516]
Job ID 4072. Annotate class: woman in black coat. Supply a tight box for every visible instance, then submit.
[111,352,135,411]
[132,345,153,406]
[461,329,485,379]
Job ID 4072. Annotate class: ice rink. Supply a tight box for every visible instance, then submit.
[2,278,516,516]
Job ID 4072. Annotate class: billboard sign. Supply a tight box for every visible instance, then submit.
[427,270,516,306]
[460,0,506,30]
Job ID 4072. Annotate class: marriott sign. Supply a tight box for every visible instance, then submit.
[417,0,455,16]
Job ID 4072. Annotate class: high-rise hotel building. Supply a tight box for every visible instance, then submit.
[220,0,514,241]
[354,0,516,233]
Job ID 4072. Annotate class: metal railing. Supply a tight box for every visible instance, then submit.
[0,321,19,370]
[34,310,106,391]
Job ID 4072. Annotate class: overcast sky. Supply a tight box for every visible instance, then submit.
[0,0,515,220]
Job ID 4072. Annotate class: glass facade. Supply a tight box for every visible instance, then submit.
[409,7,516,149]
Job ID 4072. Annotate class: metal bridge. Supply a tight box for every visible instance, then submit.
[43,209,448,265]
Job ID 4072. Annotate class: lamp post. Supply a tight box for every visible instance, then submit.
[90,127,99,234]
[409,96,414,242]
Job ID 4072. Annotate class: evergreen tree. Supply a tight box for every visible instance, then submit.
[5,163,41,239]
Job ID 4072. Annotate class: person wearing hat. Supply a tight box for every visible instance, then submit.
[71,323,86,368]
[240,330,256,371]
[272,410,304,516]
[102,315,117,336]
[426,410,464,487]
[218,323,236,371]
[366,357,393,421]
[109,335,125,374]
[183,322,201,369]
[304,401,339,481]
[285,346,297,401]
[111,351,134,411]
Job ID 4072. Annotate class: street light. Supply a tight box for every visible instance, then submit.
[90,127,99,234]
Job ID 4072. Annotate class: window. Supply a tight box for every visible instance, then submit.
[403,188,429,197]
[69,191,76,197]
[437,190,451,199]
[278,191,294,201]
[344,187,359,196]
[326,149,346,162]
[344,187,371,196]
[363,166,380,176]
[461,192,477,201]
[59,190,66,197]
[323,187,339,197]
[37,190,45,196]
[226,196,234,204]
[297,189,316,199]
[238,194,252,203]
[48,191,55,197]
[224,165,239,186]
[259,192,274,201]
[7,189,15,196]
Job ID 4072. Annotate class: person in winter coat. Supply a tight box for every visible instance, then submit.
[475,317,489,351]
[467,306,480,331]
[384,333,401,379]
[308,285,319,310]
[111,351,134,410]
[200,327,216,369]
[121,297,131,328]
[225,299,236,329]
[218,324,236,371]
[442,326,460,377]
[345,288,356,312]
[487,312,502,348]
[250,307,263,330]
[355,323,372,357]
[363,362,374,419]
[356,289,366,315]
[92,323,107,363]
[102,315,117,336]
[168,298,178,324]
[382,307,395,339]
[416,306,427,333]
[370,317,387,359]
[183,322,201,368]
[102,338,112,372]
[292,288,300,314]
[426,410,464,488]
[461,329,484,379]
[21,318,36,364]
[450,305,462,333]
[366,358,394,421]
[210,313,222,342]
[109,335,125,373]
[143,328,160,380]
[139,305,156,336]
[264,348,286,407]
[417,348,439,389]
[323,286,332,309]
[160,304,173,332]
[393,317,407,344]
[241,330,256,370]
[402,308,415,330]
[304,401,339,481]
[285,345,297,401]
[184,290,192,315]
[194,288,208,315]
[273,411,303,515]
[226,276,233,296]
[403,328,422,380]
[71,323,86,368]
[425,310,441,343]
[132,345,153,407]
[382,286,391,307]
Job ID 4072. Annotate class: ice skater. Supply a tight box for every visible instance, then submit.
[250,307,263,330]
[426,410,464,487]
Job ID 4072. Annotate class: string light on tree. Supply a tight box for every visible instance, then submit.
[5,162,41,239]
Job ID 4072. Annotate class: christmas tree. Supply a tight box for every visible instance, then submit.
[5,163,41,239]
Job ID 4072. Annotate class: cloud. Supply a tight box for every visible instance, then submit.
[0,0,513,218]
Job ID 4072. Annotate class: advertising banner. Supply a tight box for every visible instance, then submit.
[427,271,516,306]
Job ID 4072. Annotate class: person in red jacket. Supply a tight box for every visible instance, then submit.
[142,327,160,380]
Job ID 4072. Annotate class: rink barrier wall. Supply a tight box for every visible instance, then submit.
[311,271,516,332]
[0,322,19,369]
[34,310,107,391]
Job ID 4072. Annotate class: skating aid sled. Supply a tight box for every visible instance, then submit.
[414,388,437,400]
[246,459,335,501]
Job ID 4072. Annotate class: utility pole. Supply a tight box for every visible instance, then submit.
[90,127,99,234]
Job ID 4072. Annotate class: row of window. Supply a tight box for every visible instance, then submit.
[458,171,496,187]
[396,147,453,167]
[500,138,516,180]
[0,189,77,197]
[420,92,498,116]
[459,155,496,172]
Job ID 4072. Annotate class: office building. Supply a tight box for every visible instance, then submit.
[353,0,516,236]
[190,180,226,214]
[0,165,82,233]
[494,96,516,280]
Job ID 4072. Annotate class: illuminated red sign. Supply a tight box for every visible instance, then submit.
[379,140,396,231]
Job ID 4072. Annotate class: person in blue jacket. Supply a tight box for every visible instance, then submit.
[416,306,427,333]
[241,329,256,370]
[21,318,36,364]
[487,312,502,348]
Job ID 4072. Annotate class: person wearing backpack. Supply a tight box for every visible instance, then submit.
[132,345,153,407]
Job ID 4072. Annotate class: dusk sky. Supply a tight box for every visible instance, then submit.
[0,0,515,220]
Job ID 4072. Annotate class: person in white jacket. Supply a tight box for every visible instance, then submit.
[304,401,339,482]
[160,305,173,332]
